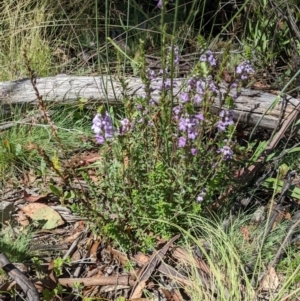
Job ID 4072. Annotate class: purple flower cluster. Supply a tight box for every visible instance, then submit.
[92,112,114,144]
[119,118,131,135]
[177,113,204,151]
[218,145,233,160]
[92,111,133,144]
[200,50,216,66]
[159,78,174,91]
[185,76,219,105]
[217,109,234,132]
[236,61,254,80]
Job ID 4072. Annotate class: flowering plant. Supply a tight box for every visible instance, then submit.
[89,40,254,249]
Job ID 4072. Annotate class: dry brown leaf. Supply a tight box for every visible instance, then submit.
[71,249,82,262]
[252,82,271,90]
[284,212,292,220]
[67,152,102,168]
[240,227,250,242]
[110,248,130,267]
[130,280,147,300]
[21,203,65,229]
[161,288,182,301]
[110,248,138,280]
[134,253,149,265]
[260,267,279,291]
[22,170,38,186]
[16,210,30,227]
[24,190,48,203]
[90,240,101,262]
[222,70,232,83]
[64,231,82,244]
[48,260,58,285]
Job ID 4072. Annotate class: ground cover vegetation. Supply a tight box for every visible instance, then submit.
[1,0,300,300]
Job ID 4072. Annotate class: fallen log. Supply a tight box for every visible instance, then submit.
[0,74,299,133]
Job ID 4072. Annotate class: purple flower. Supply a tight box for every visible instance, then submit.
[191,148,198,156]
[149,98,156,106]
[156,0,163,8]
[187,77,196,89]
[173,106,181,120]
[194,94,202,104]
[95,135,105,144]
[230,80,238,89]
[92,111,115,143]
[119,118,131,135]
[200,54,206,62]
[155,0,173,9]
[217,110,234,131]
[178,118,189,131]
[196,80,204,94]
[158,69,164,76]
[236,61,254,80]
[207,80,219,93]
[147,69,156,80]
[159,78,173,91]
[217,121,226,132]
[180,92,189,103]
[188,129,197,140]
[195,113,204,121]
[178,114,203,139]
[178,136,187,148]
[199,51,216,66]
[207,52,216,66]
[218,145,233,160]
[196,188,207,202]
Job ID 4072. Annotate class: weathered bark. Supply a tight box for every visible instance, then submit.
[0,75,299,132]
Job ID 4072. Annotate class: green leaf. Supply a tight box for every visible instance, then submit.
[294,119,300,126]
[49,184,63,197]
[262,178,300,200]
[286,147,300,154]
[225,95,234,108]
[251,141,268,162]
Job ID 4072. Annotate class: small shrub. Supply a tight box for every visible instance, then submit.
[86,37,254,250]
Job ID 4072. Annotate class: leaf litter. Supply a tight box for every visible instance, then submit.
[1,147,300,301]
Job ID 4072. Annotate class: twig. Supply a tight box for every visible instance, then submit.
[0,253,40,301]
[58,275,134,287]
